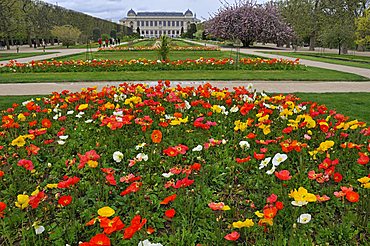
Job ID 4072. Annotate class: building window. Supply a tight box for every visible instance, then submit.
[168,21,171,26]
[146,21,149,26]
[159,21,162,26]
[155,30,157,34]
[150,21,153,26]
[154,21,157,26]
[146,30,149,34]
[150,30,153,34]
[181,21,184,26]
[141,21,144,26]
[163,21,166,26]
[172,21,175,26]
[176,21,179,27]
[159,30,162,35]
[142,31,144,34]
[137,21,140,27]
[176,30,179,34]
[172,30,175,34]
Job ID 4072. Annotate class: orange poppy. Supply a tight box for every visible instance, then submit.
[151,130,162,143]
[345,191,360,203]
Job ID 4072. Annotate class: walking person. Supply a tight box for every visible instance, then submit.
[98,38,102,48]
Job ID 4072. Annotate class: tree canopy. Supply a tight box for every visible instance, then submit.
[205,1,294,47]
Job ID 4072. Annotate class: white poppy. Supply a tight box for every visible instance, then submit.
[59,135,69,140]
[113,151,124,163]
[135,143,146,150]
[230,105,239,113]
[162,172,174,178]
[57,140,65,145]
[272,153,288,166]
[259,157,271,169]
[247,83,253,91]
[66,110,74,115]
[34,225,45,235]
[266,165,276,175]
[184,100,191,110]
[136,153,148,161]
[239,141,250,149]
[192,145,203,152]
[85,119,93,123]
[291,201,308,207]
[138,239,163,246]
[297,214,312,224]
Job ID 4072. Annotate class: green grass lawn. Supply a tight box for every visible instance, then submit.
[0,67,366,83]
[0,52,56,61]
[45,43,100,49]
[1,92,369,123]
[56,50,253,61]
[262,51,370,69]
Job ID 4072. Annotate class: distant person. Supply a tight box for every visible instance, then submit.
[109,38,112,46]
[105,38,109,47]
[98,38,102,48]
[117,38,120,45]
[42,39,46,52]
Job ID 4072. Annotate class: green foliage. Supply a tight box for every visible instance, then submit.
[355,8,370,47]
[50,25,81,48]
[101,34,110,41]
[157,35,171,60]
[92,28,101,42]
[110,29,117,39]
[183,23,197,39]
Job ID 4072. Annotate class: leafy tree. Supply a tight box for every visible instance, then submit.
[206,1,293,47]
[356,8,370,49]
[184,23,197,39]
[92,28,101,41]
[110,29,117,39]
[157,35,171,60]
[51,25,81,48]
[136,27,140,36]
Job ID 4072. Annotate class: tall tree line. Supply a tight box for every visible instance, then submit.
[278,0,370,53]
[0,0,129,49]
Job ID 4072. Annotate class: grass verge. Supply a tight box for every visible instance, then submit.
[0,52,56,61]
[0,67,366,83]
[261,52,370,69]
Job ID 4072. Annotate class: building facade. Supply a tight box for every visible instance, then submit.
[120,9,200,38]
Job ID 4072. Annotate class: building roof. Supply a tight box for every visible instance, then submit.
[136,12,184,17]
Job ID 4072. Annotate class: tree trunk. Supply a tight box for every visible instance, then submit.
[28,33,32,47]
[242,39,251,48]
[36,38,40,47]
[50,38,54,45]
[309,35,315,51]
[5,38,10,50]
[10,39,14,46]
[338,42,341,55]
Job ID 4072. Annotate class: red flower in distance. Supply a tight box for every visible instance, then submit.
[224,231,240,241]
[165,208,176,218]
[160,194,177,205]
[274,170,292,181]
[58,195,72,207]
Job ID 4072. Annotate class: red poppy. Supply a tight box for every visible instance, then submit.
[160,194,177,205]
[357,152,369,165]
[100,216,125,235]
[123,215,147,240]
[0,202,6,218]
[89,233,111,246]
[29,191,46,209]
[151,130,162,143]
[105,174,117,186]
[165,208,176,218]
[345,191,360,203]
[275,201,284,210]
[163,147,178,157]
[253,152,265,160]
[274,170,292,181]
[17,159,34,171]
[172,177,194,189]
[333,173,343,183]
[224,231,240,241]
[236,156,251,163]
[0,170,4,177]
[191,163,202,171]
[120,182,142,196]
[58,195,72,207]
[41,118,52,128]
[263,206,278,219]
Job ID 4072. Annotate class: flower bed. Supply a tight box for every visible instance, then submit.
[98,46,221,52]
[0,58,302,73]
[0,81,369,245]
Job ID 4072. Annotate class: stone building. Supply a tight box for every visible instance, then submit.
[120,9,200,38]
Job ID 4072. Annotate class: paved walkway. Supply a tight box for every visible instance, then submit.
[0,81,370,96]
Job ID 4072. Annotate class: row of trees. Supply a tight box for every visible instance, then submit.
[278,0,370,53]
[0,0,130,49]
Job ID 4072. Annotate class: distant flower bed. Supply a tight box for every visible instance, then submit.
[0,58,302,73]
[98,46,221,52]
[0,81,369,245]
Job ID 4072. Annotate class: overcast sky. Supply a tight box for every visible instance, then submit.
[42,0,268,22]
